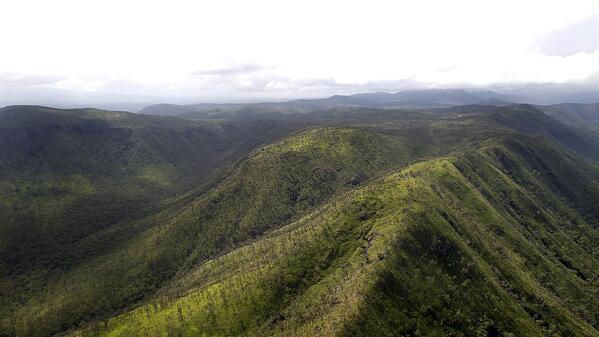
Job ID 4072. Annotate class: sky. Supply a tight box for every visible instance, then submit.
[1,0,599,106]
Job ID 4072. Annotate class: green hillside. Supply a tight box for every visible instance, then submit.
[66,135,599,337]
[3,104,599,337]
[0,125,419,337]
[0,105,305,337]
[0,106,301,274]
[539,103,599,130]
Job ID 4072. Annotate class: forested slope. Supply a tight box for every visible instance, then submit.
[67,135,599,337]
[1,125,417,337]
[3,104,599,337]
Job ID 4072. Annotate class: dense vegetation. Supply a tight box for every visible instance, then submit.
[68,136,599,337]
[0,106,302,272]
[2,103,599,336]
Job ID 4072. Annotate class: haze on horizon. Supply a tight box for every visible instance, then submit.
[2,0,599,108]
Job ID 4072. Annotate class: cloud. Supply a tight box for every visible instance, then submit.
[0,72,64,87]
[531,15,599,56]
[191,63,269,76]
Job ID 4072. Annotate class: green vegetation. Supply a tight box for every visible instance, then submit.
[0,122,414,337]
[0,105,301,272]
[67,136,599,337]
[3,103,599,336]
[0,105,303,336]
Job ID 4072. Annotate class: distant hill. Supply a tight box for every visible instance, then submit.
[444,104,599,160]
[139,89,514,118]
[538,103,599,128]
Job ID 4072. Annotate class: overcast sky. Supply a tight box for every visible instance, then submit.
[2,0,599,104]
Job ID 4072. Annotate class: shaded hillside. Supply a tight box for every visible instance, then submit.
[67,135,599,337]
[0,105,303,277]
[539,103,599,129]
[443,104,599,161]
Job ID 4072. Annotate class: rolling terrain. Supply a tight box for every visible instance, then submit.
[138,89,512,119]
[2,103,599,336]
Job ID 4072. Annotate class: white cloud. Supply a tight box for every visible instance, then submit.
[1,0,599,101]
[531,14,599,56]
[191,64,270,76]
[0,73,64,87]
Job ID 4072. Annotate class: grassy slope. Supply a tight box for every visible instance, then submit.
[68,135,599,337]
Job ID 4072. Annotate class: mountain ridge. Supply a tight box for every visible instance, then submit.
[138,89,514,118]
[66,134,599,337]
[4,103,599,336]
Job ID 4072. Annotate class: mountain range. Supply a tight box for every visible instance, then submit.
[138,88,599,119]
[138,89,515,118]
[2,100,599,336]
